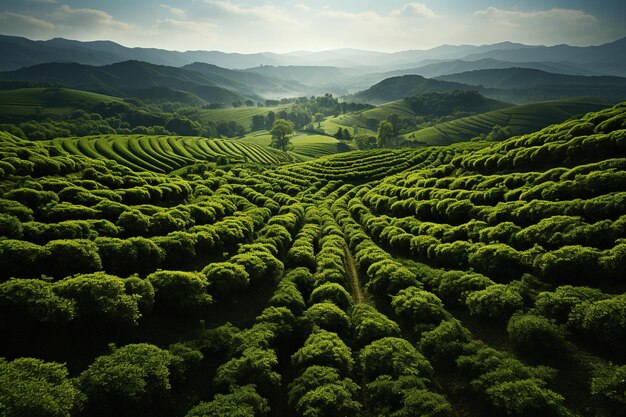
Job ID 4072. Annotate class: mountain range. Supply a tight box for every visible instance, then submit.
[2,34,626,77]
[2,34,626,105]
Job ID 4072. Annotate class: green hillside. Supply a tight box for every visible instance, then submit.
[0,87,122,120]
[0,61,250,104]
[404,97,611,145]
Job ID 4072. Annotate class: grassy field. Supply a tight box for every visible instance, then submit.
[0,87,122,120]
[239,131,354,158]
[402,97,611,145]
[197,105,290,130]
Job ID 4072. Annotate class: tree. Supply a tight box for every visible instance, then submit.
[377,120,394,148]
[251,115,266,131]
[270,119,294,152]
[314,113,325,128]
[334,127,344,140]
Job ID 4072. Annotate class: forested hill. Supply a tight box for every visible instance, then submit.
[352,74,476,104]
[0,102,625,417]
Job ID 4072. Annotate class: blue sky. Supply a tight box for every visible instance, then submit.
[0,0,624,52]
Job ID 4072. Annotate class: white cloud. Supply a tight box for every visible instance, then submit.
[469,7,604,45]
[203,0,298,24]
[160,4,186,18]
[294,4,311,12]
[474,7,597,26]
[391,3,436,18]
[50,5,137,32]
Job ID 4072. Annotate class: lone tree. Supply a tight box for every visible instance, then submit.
[377,121,394,148]
[270,119,294,152]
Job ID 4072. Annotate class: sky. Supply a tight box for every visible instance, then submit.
[0,0,625,53]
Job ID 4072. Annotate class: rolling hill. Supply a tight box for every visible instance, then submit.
[0,60,253,104]
[437,68,626,89]
[352,75,476,104]
[402,97,611,145]
[0,87,123,121]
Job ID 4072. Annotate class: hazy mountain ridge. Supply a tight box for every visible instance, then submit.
[2,34,625,76]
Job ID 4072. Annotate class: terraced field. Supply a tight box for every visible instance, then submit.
[50,134,299,172]
[403,97,611,145]
[0,102,625,417]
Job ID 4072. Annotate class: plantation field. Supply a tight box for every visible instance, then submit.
[50,134,299,172]
[403,97,611,145]
[0,102,625,417]
[197,105,290,130]
[0,87,122,120]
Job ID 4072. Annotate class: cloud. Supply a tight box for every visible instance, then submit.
[0,11,55,38]
[474,7,597,26]
[294,4,311,13]
[50,5,136,32]
[160,4,186,18]
[203,0,298,24]
[469,7,604,45]
[391,3,436,18]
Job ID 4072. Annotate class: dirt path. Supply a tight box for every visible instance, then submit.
[343,243,365,303]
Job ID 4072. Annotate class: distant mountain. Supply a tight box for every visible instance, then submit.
[407,59,601,78]
[434,68,626,102]
[2,33,626,76]
[436,68,626,89]
[463,37,626,77]
[182,63,309,98]
[0,61,250,104]
[352,75,476,104]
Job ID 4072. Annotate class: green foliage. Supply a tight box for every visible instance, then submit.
[0,278,75,325]
[202,262,250,298]
[185,385,269,417]
[53,272,142,326]
[360,337,433,382]
[291,329,353,375]
[506,314,567,359]
[270,119,294,152]
[591,364,626,412]
[465,284,524,321]
[391,286,447,329]
[147,270,212,313]
[0,357,79,417]
[302,302,351,339]
[309,283,353,311]
[214,347,281,394]
[45,239,102,279]
[78,343,173,416]
[351,304,401,347]
[419,319,472,363]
